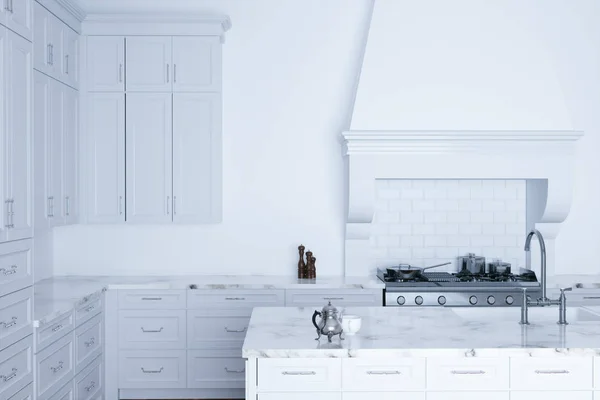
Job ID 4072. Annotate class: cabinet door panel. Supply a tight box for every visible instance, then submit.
[6,31,32,241]
[49,14,64,81]
[33,3,51,75]
[126,37,172,92]
[173,93,220,223]
[5,0,33,42]
[63,87,78,224]
[172,37,220,92]
[427,392,508,400]
[33,71,51,230]
[62,27,78,88]
[86,36,124,92]
[126,93,173,223]
[512,393,592,400]
[86,93,125,223]
[49,80,64,227]
[0,28,7,242]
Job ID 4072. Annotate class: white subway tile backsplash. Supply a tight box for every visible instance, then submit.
[412,180,437,189]
[483,225,505,235]
[435,247,460,258]
[435,199,459,211]
[378,188,400,199]
[447,188,472,199]
[389,247,412,259]
[436,224,460,235]
[470,236,494,247]
[412,248,436,259]
[413,200,436,211]
[425,188,448,199]
[400,188,425,199]
[494,235,518,247]
[424,212,448,223]
[494,211,518,223]
[506,224,524,235]
[389,199,412,212]
[458,199,482,211]
[471,211,494,223]
[459,224,482,235]
[388,180,413,189]
[447,235,471,247]
[471,186,495,199]
[375,211,400,223]
[436,180,460,189]
[401,235,424,247]
[377,235,400,247]
[389,224,413,235]
[412,224,435,235]
[425,236,448,247]
[483,200,506,212]
[505,199,526,212]
[400,211,424,223]
[446,211,470,223]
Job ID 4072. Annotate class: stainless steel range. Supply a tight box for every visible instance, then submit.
[378,267,541,307]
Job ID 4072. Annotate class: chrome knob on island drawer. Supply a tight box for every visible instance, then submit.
[1,368,17,382]
[1,316,17,328]
[414,296,423,305]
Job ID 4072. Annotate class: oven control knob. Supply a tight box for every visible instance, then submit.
[469,295,478,305]
[438,296,447,305]
[415,296,424,305]
[397,296,406,306]
[487,295,496,305]
[505,295,514,305]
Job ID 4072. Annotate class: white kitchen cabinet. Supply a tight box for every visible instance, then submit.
[0,336,33,400]
[86,36,124,92]
[7,382,33,400]
[62,86,78,224]
[513,392,592,400]
[427,392,509,400]
[1,0,32,42]
[32,2,51,75]
[125,93,173,223]
[260,395,342,400]
[48,12,63,80]
[257,359,342,392]
[48,79,64,227]
[126,36,172,92]
[118,349,187,389]
[510,357,593,390]
[85,93,125,223]
[172,36,221,92]
[0,287,33,351]
[62,27,78,88]
[173,93,221,223]
[33,71,51,230]
[344,394,424,400]
[0,27,6,243]
[0,239,33,298]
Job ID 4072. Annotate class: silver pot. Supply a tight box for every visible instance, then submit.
[459,253,486,274]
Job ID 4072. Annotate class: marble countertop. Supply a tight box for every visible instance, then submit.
[242,306,600,358]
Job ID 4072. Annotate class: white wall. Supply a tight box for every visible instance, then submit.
[55,0,600,277]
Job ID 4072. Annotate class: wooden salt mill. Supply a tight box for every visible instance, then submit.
[305,251,313,279]
[308,254,316,280]
[297,245,306,279]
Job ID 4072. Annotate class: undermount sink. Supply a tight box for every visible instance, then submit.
[451,306,600,323]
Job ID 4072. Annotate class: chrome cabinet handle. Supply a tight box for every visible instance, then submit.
[85,381,96,392]
[1,368,17,382]
[224,367,245,373]
[323,297,344,301]
[8,0,12,13]
[166,64,169,83]
[10,199,14,228]
[173,64,177,83]
[51,324,63,332]
[224,327,247,333]
[583,296,600,300]
[141,297,162,301]
[48,196,54,217]
[119,64,123,83]
[173,196,177,215]
[366,370,401,375]
[47,44,51,65]
[49,44,54,66]
[225,297,246,301]
[451,370,486,375]
[141,367,163,374]
[141,327,163,333]
[167,196,170,215]
[4,199,8,228]
[3,0,8,11]
[65,196,70,216]
[84,305,95,312]
[282,371,316,376]
[65,55,69,74]
[1,316,17,328]
[84,337,95,347]
[1,266,18,275]
[535,369,570,375]
[50,361,64,373]
[119,196,123,215]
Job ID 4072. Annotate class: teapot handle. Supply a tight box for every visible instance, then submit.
[312,310,322,330]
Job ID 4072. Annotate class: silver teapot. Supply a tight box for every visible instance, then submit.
[312,301,344,342]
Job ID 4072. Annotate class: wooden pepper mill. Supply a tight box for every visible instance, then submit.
[297,245,306,279]
[307,255,316,280]
[304,251,313,279]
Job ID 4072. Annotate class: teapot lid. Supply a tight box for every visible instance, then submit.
[321,301,338,314]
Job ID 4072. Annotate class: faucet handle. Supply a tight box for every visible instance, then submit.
[560,287,573,293]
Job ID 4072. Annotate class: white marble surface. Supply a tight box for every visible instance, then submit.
[548,274,600,289]
[242,306,600,358]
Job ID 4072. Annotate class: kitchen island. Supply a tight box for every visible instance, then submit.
[243,306,600,400]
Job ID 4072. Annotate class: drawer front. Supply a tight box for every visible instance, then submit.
[512,392,592,400]
[427,357,509,391]
[74,356,102,400]
[74,297,102,327]
[593,357,600,388]
[258,358,341,392]
[118,310,186,349]
[7,382,33,400]
[74,315,102,373]
[118,290,186,309]
[187,310,248,349]
[187,289,285,310]
[427,392,509,400]
[47,382,74,400]
[0,240,33,298]
[342,358,426,391]
[0,336,33,400]
[259,394,342,400]
[36,313,74,352]
[118,350,186,388]
[187,353,245,389]
[344,394,424,400]
[36,334,74,400]
[285,289,382,307]
[0,287,33,350]
[511,357,593,390]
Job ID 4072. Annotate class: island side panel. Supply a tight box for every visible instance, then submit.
[246,357,257,399]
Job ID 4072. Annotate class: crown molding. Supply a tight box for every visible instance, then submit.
[52,0,86,21]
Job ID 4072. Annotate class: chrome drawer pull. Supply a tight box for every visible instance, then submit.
[225,367,245,373]
[51,324,63,332]
[50,361,64,373]
[323,297,344,300]
[141,327,164,333]
[451,370,486,375]
[224,327,247,333]
[1,265,17,275]
[367,370,401,375]
[85,381,96,392]
[141,367,163,374]
[141,297,162,301]
[1,368,17,382]
[1,316,17,328]
[535,369,570,375]
[282,371,316,376]
[85,337,95,347]
[225,297,246,301]
[583,296,600,300]
[84,305,95,312]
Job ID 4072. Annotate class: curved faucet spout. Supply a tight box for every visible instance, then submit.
[524,229,547,301]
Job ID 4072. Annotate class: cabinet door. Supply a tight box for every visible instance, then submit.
[32,2,51,75]
[126,93,173,223]
[0,28,7,243]
[49,14,63,81]
[86,36,124,92]
[86,93,125,223]
[172,36,221,92]
[4,0,32,41]
[125,37,172,92]
[48,80,64,227]
[172,93,220,224]
[33,71,51,231]
[5,31,32,241]
[62,27,78,88]
[63,86,78,225]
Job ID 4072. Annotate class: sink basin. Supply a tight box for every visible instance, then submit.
[451,306,600,323]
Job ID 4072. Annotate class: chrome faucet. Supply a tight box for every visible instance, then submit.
[524,229,547,301]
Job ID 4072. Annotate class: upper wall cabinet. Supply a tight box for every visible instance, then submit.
[86,36,124,92]
[126,36,172,92]
[0,0,32,41]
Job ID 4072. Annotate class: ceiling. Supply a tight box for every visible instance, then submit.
[70,0,229,15]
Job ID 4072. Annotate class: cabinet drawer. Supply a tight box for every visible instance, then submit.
[258,358,341,392]
[427,357,509,391]
[344,394,424,400]
[285,289,382,307]
[187,310,248,349]
[187,290,284,310]
[512,392,592,400]
[35,313,74,352]
[47,382,74,400]
[118,290,186,309]
[35,334,74,400]
[0,336,33,400]
[74,314,102,373]
[74,356,102,400]
[511,357,593,390]
[342,358,426,391]
[0,287,33,350]
[74,296,102,326]
[427,392,508,400]
[259,395,342,400]
[118,310,186,349]
[118,350,186,388]
[187,352,245,388]
[593,357,600,388]
[7,382,33,400]
[0,240,33,298]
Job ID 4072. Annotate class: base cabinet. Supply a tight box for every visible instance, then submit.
[344,394,424,400]
[259,395,342,400]
[513,392,592,400]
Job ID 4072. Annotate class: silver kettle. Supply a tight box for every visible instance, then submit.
[312,301,344,342]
